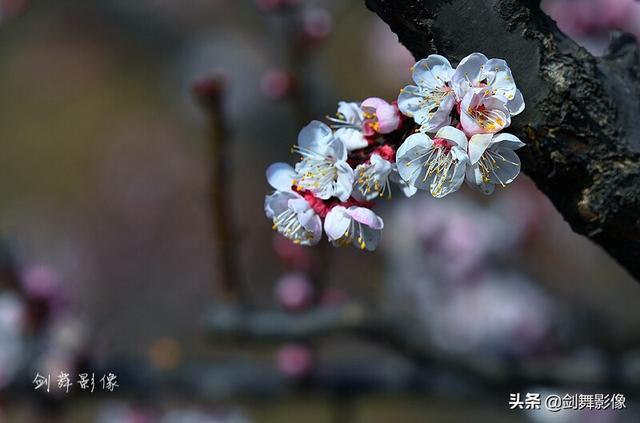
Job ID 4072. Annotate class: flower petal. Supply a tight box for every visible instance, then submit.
[298,120,333,151]
[328,136,348,161]
[481,96,511,130]
[488,147,521,186]
[345,206,384,230]
[335,127,368,151]
[397,85,426,117]
[396,132,432,156]
[370,153,393,175]
[452,52,488,98]
[288,198,310,214]
[324,206,350,241]
[429,163,465,198]
[306,215,323,246]
[334,160,355,201]
[298,207,319,231]
[361,97,387,111]
[337,101,363,123]
[465,163,495,195]
[460,91,510,136]
[390,169,418,197]
[412,55,453,90]
[460,111,484,137]
[375,103,401,134]
[419,94,455,132]
[396,132,433,184]
[506,89,525,115]
[360,225,382,251]
[468,133,495,164]
[266,162,297,191]
[492,132,525,150]
[483,58,517,98]
[264,191,297,218]
[400,183,418,197]
[429,149,467,198]
[436,125,468,150]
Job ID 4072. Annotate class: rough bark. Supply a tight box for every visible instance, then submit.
[364,0,640,281]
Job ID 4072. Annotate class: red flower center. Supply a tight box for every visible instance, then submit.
[293,186,374,218]
[373,145,396,162]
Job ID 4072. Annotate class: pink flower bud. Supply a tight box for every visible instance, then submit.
[191,76,225,110]
[260,69,296,100]
[302,8,332,43]
[361,97,402,134]
[21,265,60,300]
[274,273,314,311]
[275,343,314,378]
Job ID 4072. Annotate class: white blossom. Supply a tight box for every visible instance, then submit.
[353,153,418,200]
[264,163,322,246]
[293,120,354,201]
[398,55,456,132]
[452,52,524,115]
[328,98,401,151]
[466,132,525,194]
[328,101,369,151]
[396,126,469,198]
[324,205,384,250]
[353,153,393,201]
[460,90,511,136]
[263,52,529,249]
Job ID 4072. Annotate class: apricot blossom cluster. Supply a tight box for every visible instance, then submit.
[265,53,525,250]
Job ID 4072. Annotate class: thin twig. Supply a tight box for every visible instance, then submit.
[193,77,247,304]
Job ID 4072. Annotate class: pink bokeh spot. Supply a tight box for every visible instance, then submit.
[21,265,60,300]
[275,344,314,378]
[274,273,314,311]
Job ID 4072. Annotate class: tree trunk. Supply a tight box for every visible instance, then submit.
[365,0,640,281]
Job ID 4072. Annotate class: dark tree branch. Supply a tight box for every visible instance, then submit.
[193,77,248,303]
[364,0,640,281]
[206,305,640,390]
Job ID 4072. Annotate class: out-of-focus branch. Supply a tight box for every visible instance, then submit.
[0,238,21,292]
[193,77,246,303]
[363,0,640,282]
[206,304,640,390]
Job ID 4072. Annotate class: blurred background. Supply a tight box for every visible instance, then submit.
[0,0,640,422]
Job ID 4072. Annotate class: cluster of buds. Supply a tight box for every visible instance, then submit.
[265,53,526,251]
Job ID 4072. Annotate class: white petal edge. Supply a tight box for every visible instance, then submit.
[492,133,525,150]
[436,125,468,151]
[298,120,333,150]
[412,54,453,89]
[345,207,384,230]
[468,133,495,164]
[507,89,525,115]
[324,206,350,241]
[266,162,296,191]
